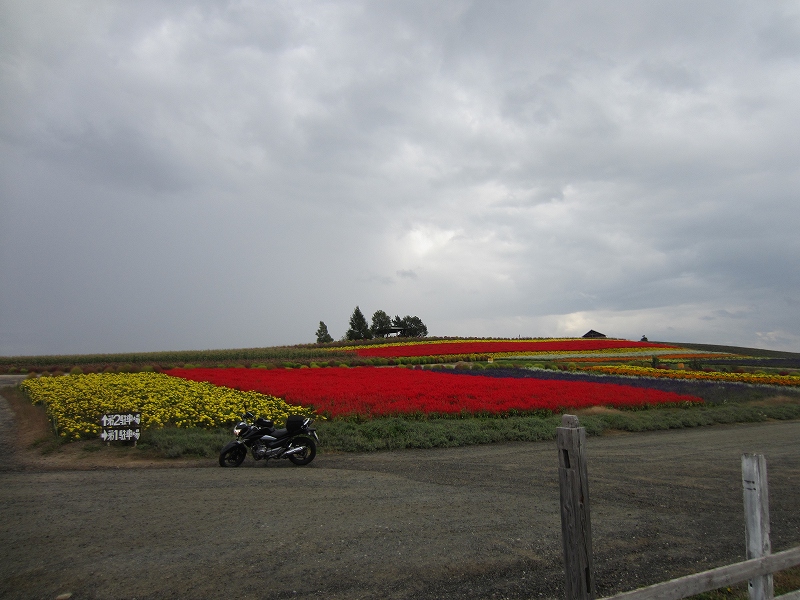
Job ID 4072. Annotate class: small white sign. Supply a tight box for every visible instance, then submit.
[100,413,142,443]
[100,428,141,442]
[101,413,141,427]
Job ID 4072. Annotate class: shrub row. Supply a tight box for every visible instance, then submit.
[2,354,506,375]
[6,355,796,378]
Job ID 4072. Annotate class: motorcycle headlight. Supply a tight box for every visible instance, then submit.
[233,421,247,436]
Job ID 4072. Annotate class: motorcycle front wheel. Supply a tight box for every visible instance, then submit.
[219,445,247,467]
[288,436,316,466]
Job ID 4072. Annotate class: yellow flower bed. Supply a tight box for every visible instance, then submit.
[326,337,569,352]
[587,365,800,386]
[20,372,314,440]
[551,352,741,363]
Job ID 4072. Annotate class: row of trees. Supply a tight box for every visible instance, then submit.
[315,307,428,343]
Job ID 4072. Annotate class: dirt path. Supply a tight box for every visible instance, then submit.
[1,386,799,600]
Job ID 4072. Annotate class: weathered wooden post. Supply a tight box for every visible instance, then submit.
[742,453,774,600]
[558,414,597,600]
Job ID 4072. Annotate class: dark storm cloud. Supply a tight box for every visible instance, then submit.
[2,0,800,354]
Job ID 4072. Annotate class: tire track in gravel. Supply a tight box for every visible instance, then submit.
[0,376,26,472]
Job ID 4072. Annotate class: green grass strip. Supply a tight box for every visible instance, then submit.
[314,402,800,453]
[57,402,800,457]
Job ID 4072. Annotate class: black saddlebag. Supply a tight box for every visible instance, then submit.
[286,414,306,433]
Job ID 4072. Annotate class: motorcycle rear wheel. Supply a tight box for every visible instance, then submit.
[288,436,316,466]
[219,445,247,467]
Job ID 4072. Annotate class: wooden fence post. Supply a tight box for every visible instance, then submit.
[742,453,774,600]
[558,414,597,600]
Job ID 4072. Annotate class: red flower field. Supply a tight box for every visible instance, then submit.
[351,339,676,358]
[168,367,701,418]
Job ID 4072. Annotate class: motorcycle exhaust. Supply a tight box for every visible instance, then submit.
[283,446,305,456]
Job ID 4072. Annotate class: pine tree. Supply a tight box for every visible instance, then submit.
[315,321,333,344]
[346,306,372,340]
[370,310,393,338]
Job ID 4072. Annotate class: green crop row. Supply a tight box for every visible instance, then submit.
[0,336,589,371]
[0,346,351,372]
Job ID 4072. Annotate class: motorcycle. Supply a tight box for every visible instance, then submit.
[219,412,318,467]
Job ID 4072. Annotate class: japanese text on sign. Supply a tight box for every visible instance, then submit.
[100,428,140,441]
[100,413,141,443]
[101,413,141,427]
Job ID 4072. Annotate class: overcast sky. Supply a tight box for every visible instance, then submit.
[2,1,800,356]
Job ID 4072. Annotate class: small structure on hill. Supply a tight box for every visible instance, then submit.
[582,330,606,339]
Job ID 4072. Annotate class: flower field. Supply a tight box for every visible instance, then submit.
[14,335,800,454]
[168,367,702,418]
[344,339,678,358]
[587,364,800,386]
[20,372,314,440]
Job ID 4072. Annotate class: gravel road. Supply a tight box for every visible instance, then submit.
[1,385,799,600]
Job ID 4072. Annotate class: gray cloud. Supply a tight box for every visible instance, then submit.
[2,0,800,354]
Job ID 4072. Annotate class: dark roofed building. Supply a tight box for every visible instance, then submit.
[582,330,606,338]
